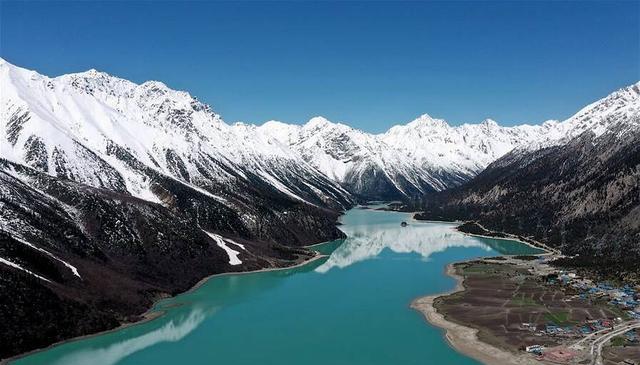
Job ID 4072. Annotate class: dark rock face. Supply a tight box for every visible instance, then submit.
[6,108,30,146]
[343,166,409,201]
[340,165,469,202]
[416,124,640,266]
[0,159,346,359]
[23,135,48,172]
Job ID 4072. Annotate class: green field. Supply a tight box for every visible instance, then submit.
[510,295,539,307]
[544,311,576,326]
[610,336,626,347]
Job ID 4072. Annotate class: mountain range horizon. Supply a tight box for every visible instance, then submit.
[1,42,639,365]
[3,57,636,132]
[2,1,639,363]
[2,57,638,202]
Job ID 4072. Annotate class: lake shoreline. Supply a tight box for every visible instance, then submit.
[2,251,328,365]
[410,263,539,365]
[8,209,548,365]
[411,215,554,255]
[456,231,552,255]
[409,219,550,365]
[413,216,558,255]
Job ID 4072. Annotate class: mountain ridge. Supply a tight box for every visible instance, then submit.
[415,119,640,267]
[0,59,352,359]
[260,81,639,199]
[4,57,638,202]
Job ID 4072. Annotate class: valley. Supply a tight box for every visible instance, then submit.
[7,207,543,365]
[1,58,638,363]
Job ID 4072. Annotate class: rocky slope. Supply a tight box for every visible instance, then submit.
[0,158,325,356]
[0,60,351,359]
[1,58,638,358]
[415,119,640,266]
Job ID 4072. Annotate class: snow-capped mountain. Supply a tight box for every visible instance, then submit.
[415,117,640,265]
[261,82,640,199]
[0,59,352,359]
[0,58,352,212]
[1,59,638,360]
[259,117,447,199]
[3,58,637,203]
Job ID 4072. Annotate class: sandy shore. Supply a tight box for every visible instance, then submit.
[410,264,540,365]
[458,231,554,255]
[2,251,328,365]
[458,221,558,255]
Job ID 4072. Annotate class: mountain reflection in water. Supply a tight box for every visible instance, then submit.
[316,219,490,273]
[51,308,209,365]
[13,208,542,365]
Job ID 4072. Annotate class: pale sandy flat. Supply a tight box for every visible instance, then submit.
[410,264,540,365]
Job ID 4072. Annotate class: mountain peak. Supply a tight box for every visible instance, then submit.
[140,80,169,90]
[261,120,290,128]
[408,114,449,129]
[306,116,333,129]
[480,118,499,128]
[1,59,636,207]
[480,118,498,126]
[70,68,113,80]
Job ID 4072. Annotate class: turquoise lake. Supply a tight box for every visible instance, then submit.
[13,207,542,365]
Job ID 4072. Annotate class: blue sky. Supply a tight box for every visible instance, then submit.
[1,1,638,132]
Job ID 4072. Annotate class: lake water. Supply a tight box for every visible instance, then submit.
[13,207,542,365]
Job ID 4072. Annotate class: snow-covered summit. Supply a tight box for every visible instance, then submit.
[0,59,352,209]
[404,114,450,129]
[261,82,640,199]
[2,59,637,201]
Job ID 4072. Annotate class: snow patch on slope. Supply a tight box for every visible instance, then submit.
[203,231,242,265]
[0,256,52,282]
[12,236,81,278]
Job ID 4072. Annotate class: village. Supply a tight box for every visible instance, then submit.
[512,255,640,364]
